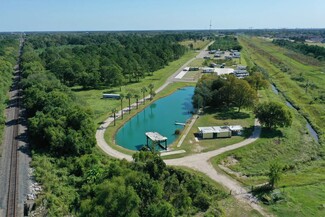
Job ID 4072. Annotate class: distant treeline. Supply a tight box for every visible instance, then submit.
[273,39,325,61]
[0,35,19,139]
[22,33,203,89]
[208,36,242,51]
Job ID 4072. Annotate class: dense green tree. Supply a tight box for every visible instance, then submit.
[148,83,154,99]
[254,102,293,129]
[126,92,133,114]
[244,72,268,91]
[268,161,282,189]
[111,108,118,126]
[232,79,257,112]
[120,93,125,119]
[141,87,147,104]
[80,179,141,217]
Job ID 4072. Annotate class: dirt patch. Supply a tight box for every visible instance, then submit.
[220,156,247,179]
[221,155,239,167]
[193,143,204,153]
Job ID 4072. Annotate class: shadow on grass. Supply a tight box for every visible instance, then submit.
[203,107,250,120]
[252,184,285,205]
[260,128,284,138]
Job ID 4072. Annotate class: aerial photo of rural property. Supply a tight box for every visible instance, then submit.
[0,0,325,216]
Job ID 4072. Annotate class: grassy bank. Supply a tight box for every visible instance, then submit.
[211,38,325,217]
[239,36,325,143]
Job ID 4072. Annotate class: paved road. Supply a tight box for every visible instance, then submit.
[95,42,273,216]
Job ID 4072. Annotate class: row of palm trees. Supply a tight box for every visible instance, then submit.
[111,83,155,126]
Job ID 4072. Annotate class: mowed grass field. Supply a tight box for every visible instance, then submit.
[239,36,325,143]
[211,37,325,217]
[73,51,197,125]
[179,39,211,50]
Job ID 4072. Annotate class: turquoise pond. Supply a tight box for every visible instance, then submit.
[116,86,195,150]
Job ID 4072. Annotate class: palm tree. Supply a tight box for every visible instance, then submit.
[148,83,154,100]
[140,87,147,104]
[126,92,132,114]
[134,93,140,109]
[150,90,156,100]
[120,93,125,119]
[111,108,118,126]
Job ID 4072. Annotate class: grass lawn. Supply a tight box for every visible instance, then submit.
[73,51,197,125]
[188,58,205,67]
[179,39,211,50]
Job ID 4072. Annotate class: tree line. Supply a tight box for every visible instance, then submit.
[273,39,325,61]
[208,36,242,51]
[21,43,96,156]
[24,33,189,89]
[0,34,19,140]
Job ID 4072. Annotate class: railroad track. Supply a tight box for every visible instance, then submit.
[6,102,19,217]
[5,36,24,217]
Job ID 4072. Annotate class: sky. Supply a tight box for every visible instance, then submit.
[0,0,324,32]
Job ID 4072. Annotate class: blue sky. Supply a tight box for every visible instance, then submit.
[0,0,324,31]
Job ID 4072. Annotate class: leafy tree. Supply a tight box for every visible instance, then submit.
[120,93,125,119]
[244,72,268,91]
[80,179,141,217]
[268,161,282,189]
[254,102,293,129]
[232,79,257,112]
[134,92,140,109]
[146,201,175,217]
[111,108,118,126]
[148,83,154,99]
[141,87,147,104]
[126,92,133,114]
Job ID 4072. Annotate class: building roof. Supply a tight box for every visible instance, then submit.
[145,132,167,142]
[229,125,243,131]
[198,125,243,134]
[198,126,230,134]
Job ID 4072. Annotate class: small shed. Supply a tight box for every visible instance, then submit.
[102,94,120,99]
[198,126,232,139]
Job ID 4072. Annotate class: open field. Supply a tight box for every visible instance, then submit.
[306,42,325,48]
[239,36,325,143]
[180,39,211,50]
[211,38,325,217]
[73,51,197,124]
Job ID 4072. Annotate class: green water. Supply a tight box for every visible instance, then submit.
[116,87,195,150]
